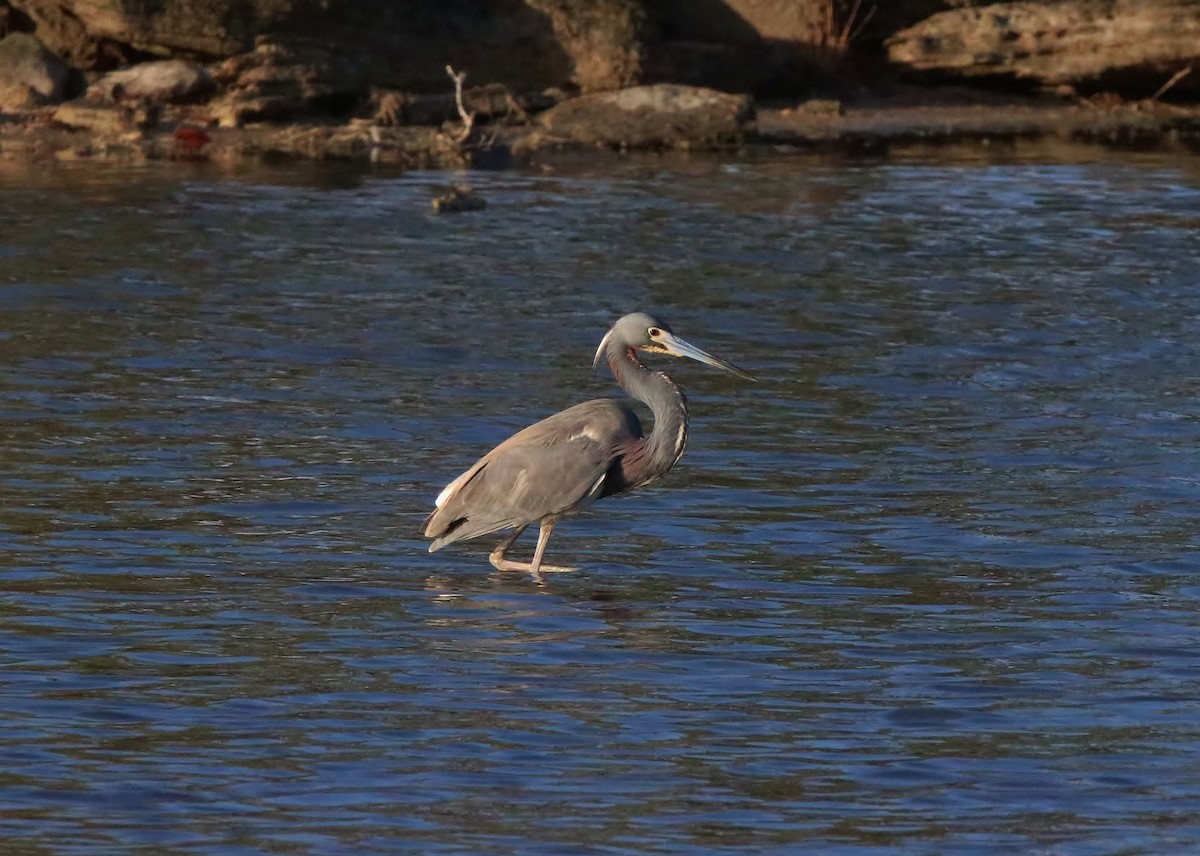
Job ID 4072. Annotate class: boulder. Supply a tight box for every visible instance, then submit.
[0,31,70,109]
[887,0,1200,97]
[10,0,645,93]
[538,84,754,148]
[528,0,645,92]
[93,59,213,104]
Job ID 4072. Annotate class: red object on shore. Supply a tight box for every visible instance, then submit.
[172,125,212,159]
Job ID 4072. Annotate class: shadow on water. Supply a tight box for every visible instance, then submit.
[2,145,1200,852]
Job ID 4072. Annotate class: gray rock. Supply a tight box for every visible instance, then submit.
[94,60,213,104]
[887,0,1200,97]
[0,32,71,109]
[539,84,754,148]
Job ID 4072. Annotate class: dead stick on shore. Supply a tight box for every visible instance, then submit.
[445,65,475,142]
[1150,65,1192,102]
[840,0,877,48]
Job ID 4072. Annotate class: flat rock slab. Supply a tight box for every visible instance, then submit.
[53,102,130,135]
[756,102,1200,149]
[887,0,1200,97]
[539,84,754,148]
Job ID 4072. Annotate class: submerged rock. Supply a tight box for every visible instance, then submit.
[432,186,487,214]
[887,0,1200,98]
[538,84,754,148]
[0,32,71,109]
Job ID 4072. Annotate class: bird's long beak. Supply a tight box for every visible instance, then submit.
[592,329,613,372]
[658,331,756,381]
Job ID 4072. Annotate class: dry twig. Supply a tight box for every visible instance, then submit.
[1150,65,1192,103]
[808,0,876,70]
[445,64,475,142]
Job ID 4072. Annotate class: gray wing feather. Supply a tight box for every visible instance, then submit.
[424,399,642,550]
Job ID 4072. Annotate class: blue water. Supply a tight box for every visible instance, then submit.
[2,149,1200,853]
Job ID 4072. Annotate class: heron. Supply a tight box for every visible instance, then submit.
[423,312,755,582]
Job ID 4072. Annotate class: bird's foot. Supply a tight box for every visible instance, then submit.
[488,556,578,580]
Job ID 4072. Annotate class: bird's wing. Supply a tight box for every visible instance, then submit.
[424,400,641,551]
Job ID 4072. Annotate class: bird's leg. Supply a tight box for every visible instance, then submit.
[488,526,527,573]
[488,521,577,583]
[527,520,554,584]
[528,520,578,578]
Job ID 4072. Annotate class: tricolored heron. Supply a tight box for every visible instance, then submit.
[423,312,755,582]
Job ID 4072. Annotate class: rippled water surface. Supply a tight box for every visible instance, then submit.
[3,148,1200,853]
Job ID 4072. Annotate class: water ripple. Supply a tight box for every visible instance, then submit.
[1,152,1200,853]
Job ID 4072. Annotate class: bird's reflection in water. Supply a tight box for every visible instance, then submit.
[420,563,678,657]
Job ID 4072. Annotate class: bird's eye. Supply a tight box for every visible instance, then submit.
[648,327,661,338]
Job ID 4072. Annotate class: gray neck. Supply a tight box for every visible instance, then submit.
[606,343,689,481]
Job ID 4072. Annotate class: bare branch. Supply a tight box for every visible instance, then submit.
[810,1,877,68]
[1150,65,1192,103]
[445,64,475,143]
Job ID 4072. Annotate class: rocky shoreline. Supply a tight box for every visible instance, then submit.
[2,1,1199,168]
[3,87,1198,170]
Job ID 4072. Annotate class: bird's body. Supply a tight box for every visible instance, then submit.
[425,399,646,552]
[423,312,753,581]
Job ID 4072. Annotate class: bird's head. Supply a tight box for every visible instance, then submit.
[593,312,756,380]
